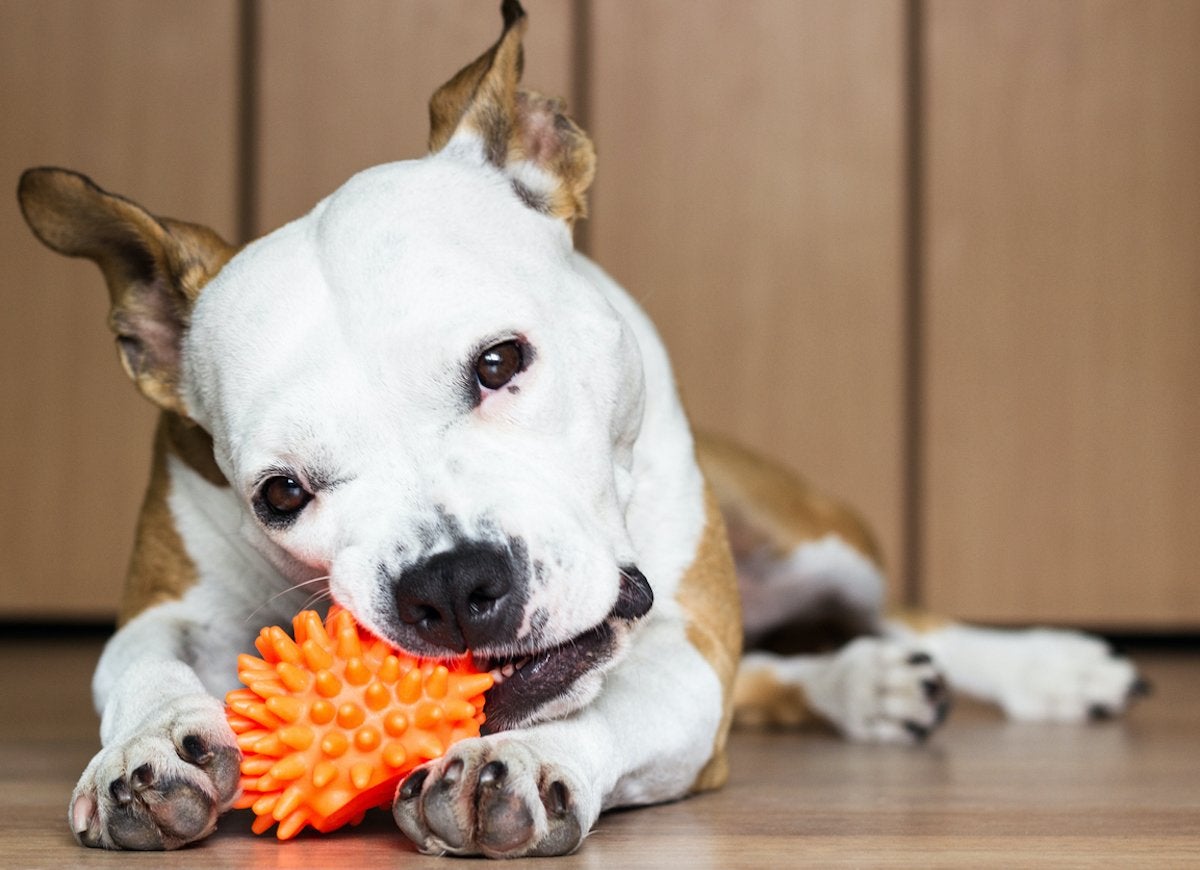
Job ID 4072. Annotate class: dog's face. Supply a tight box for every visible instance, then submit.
[186,153,651,728]
[18,4,654,732]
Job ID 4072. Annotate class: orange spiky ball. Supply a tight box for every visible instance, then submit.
[226,607,493,840]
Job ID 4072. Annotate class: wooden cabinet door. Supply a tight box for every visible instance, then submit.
[920,1,1200,627]
[253,0,575,234]
[0,0,240,619]
[588,0,911,595]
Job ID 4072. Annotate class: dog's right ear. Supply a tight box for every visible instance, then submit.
[18,168,235,415]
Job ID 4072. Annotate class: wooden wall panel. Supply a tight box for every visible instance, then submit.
[588,1,909,593]
[0,0,240,619]
[921,1,1200,627]
[255,0,575,235]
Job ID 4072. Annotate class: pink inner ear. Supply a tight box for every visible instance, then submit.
[518,96,565,165]
[114,277,184,383]
[71,793,97,834]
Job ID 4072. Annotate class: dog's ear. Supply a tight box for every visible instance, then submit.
[428,0,596,225]
[18,167,235,415]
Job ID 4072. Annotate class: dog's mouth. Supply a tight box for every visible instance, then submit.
[474,566,653,733]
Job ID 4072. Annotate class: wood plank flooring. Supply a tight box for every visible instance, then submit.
[2,636,1197,868]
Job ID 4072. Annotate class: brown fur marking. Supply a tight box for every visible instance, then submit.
[695,431,884,567]
[888,608,953,634]
[119,415,205,625]
[731,665,817,729]
[674,483,744,793]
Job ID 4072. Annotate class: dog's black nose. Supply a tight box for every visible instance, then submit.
[394,544,524,653]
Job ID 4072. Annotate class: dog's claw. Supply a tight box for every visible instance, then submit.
[131,763,155,791]
[108,777,133,806]
[179,734,212,765]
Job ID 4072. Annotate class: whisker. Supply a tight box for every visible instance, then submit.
[245,574,331,623]
[300,588,334,614]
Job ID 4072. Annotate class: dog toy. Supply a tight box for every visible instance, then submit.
[226,607,493,840]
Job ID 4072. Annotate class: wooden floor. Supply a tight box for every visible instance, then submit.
[2,636,1198,869]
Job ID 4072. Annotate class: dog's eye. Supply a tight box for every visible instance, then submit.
[260,476,312,517]
[475,340,524,391]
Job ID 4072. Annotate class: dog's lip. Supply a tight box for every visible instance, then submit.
[474,567,653,733]
[474,618,617,734]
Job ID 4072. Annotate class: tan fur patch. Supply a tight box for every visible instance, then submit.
[888,608,953,634]
[695,431,884,567]
[119,415,204,625]
[731,665,816,729]
[674,483,744,793]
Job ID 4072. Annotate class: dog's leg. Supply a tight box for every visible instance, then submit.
[393,620,727,858]
[69,603,242,850]
[734,642,951,743]
[889,619,1148,721]
[698,434,956,741]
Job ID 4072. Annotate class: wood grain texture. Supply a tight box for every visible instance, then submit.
[254,0,575,235]
[2,635,1196,867]
[0,0,239,618]
[921,1,1200,627]
[588,1,909,594]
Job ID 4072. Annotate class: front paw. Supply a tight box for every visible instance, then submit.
[393,736,585,858]
[70,694,240,850]
[992,630,1148,722]
[806,637,952,744]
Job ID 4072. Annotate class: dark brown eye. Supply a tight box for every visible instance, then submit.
[475,340,524,390]
[261,476,311,517]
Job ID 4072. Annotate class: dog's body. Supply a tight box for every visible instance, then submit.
[20,2,1144,857]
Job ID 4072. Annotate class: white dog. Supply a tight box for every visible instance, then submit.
[19,1,1144,857]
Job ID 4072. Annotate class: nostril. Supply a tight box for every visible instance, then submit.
[467,589,500,616]
[413,604,442,627]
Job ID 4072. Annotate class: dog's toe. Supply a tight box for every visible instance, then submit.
[393,737,585,858]
[475,761,537,854]
[807,637,954,744]
[70,694,239,850]
[993,630,1145,722]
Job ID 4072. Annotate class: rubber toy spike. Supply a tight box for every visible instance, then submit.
[226,607,493,840]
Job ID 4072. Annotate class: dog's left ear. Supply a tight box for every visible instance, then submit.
[428,0,595,226]
[18,167,235,415]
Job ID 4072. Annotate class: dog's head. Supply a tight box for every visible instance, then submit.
[19,1,654,731]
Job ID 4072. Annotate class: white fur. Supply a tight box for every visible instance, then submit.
[909,624,1139,721]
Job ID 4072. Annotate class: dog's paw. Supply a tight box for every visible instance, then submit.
[393,736,585,858]
[69,693,240,850]
[987,629,1148,722]
[806,637,952,744]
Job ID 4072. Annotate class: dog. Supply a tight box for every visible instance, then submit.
[18,1,1145,857]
